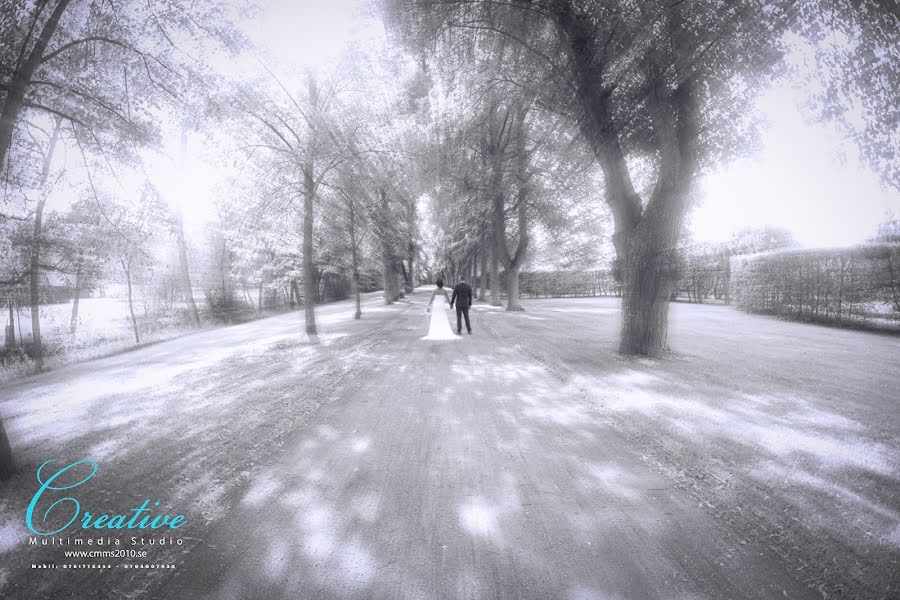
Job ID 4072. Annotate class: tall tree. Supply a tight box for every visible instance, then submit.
[59,198,110,334]
[24,116,63,369]
[0,415,12,480]
[302,70,321,333]
[173,127,201,326]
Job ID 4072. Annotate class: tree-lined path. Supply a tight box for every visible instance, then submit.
[1,293,897,599]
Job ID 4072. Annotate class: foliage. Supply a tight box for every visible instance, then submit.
[386,0,900,354]
[519,269,619,298]
[674,226,800,303]
[731,243,900,330]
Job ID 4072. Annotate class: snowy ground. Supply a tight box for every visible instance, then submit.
[0,292,897,599]
[1,297,198,381]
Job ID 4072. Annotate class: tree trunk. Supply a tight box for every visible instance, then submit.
[553,0,697,357]
[406,256,415,292]
[302,72,319,335]
[352,272,362,319]
[383,264,401,304]
[0,0,72,170]
[506,266,522,311]
[29,196,46,368]
[122,258,140,344]
[382,263,394,305]
[70,268,81,334]
[258,280,263,313]
[470,249,477,297]
[492,102,530,312]
[5,297,14,349]
[0,418,14,481]
[349,203,362,319]
[503,187,528,312]
[489,244,500,306]
[617,225,682,356]
[175,128,201,326]
[379,189,397,305]
[28,119,62,369]
[479,233,488,301]
[407,198,417,293]
[175,215,200,326]
[302,165,317,330]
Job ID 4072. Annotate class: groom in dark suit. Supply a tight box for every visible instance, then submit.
[450,276,473,334]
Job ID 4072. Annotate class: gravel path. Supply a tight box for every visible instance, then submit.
[1,291,894,599]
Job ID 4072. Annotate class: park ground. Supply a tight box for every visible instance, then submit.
[0,290,897,599]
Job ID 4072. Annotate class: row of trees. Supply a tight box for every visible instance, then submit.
[0,1,424,480]
[388,0,898,356]
[0,0,252,405]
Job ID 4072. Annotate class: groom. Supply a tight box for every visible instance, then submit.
[450,276,473,335]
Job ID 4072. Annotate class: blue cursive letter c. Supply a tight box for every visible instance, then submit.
[26,459,98,536]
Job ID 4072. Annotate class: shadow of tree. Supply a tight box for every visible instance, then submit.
[143,320,816,600]
[479,297,900,598]
[0,299,406,599]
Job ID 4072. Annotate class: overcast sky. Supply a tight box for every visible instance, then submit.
[693,85,898,247]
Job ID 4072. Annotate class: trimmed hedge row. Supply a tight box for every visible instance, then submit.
[518,270,620,298]
[730,243,900,329]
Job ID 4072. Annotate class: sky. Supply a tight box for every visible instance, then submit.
[251,0,360,66]
[693,86,898,247]
[134,0,373,235]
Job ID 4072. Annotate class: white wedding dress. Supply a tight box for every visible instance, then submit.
[422,288,459,341]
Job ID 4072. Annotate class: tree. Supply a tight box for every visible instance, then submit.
[327,172,372,319]
[0,416,12,480]
[59,198,109,334]
[389,0,900,356]
[1,0,247,175]
[874,212,900,243]
[0,0,244,481]
[27,117,63,369]
[216,58,358,334]
[94,181,169,344]
[729,226,799,255]
[172,127,201,327]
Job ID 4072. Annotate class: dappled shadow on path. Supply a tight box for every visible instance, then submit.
[156,317,815,600]
[0,301,403,599]
[478,297,900,598]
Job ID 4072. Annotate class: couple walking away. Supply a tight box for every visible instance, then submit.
[423,277,473,341]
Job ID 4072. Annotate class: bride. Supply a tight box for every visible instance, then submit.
[422,279,458,340]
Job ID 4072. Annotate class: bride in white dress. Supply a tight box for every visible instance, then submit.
[422,279,459,341]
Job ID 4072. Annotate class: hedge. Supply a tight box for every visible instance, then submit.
[518,270,620,299]
[730,243,900,330]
